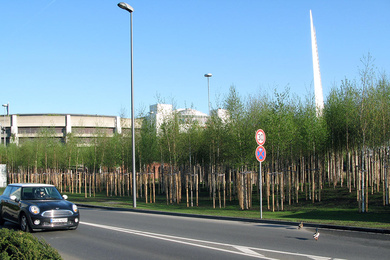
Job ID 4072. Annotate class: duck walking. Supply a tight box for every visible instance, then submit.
[313,227,320,241]
[298,222,303,229]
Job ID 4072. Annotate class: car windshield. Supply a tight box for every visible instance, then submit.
[21,186,63,200]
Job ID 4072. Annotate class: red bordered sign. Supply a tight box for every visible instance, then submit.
[255,129,266,146]
[255,145,266,162]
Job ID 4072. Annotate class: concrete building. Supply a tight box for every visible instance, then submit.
[0,114,140,145]
[149,104,209,132]
[0,105,227,146]
[0,164,6,187]
[149,104,228,133]
[212,108,230,124]
[149,104,175,133]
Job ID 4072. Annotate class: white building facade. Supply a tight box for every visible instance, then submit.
[149,104,228,133]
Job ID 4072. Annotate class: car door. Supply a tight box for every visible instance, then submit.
[0,186,13,220]
[8,186,22,221]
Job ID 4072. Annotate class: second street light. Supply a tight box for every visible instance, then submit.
[204,73,212,116]
[2,103,9,147]
[118,2,137,208]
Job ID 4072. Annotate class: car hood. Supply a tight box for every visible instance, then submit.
[25,200,74,211]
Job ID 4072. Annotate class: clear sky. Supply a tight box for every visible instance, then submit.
[1,0,389,117]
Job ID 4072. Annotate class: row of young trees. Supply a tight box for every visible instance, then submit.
[0,55,389,211]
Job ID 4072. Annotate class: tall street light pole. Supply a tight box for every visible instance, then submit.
[118,2,137,208]
[2,103,9,147]
[204,73,212,116]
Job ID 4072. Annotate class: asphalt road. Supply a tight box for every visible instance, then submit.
[5,207,390,259]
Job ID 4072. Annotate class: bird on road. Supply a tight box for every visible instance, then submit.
[298,222,303,229]
[313,227,320,241]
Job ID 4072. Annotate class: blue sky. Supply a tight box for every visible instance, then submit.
[1,0,389,117]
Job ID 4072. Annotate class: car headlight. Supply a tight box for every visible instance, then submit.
[29,205,40,215]
[72,204,78,213]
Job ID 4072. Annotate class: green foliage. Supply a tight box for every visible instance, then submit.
[204,108,227,165]
[324,79,360,152]
[159,111,181,168]
[0,55,389,180]
[0,228,62,260]
[139,117,158,166]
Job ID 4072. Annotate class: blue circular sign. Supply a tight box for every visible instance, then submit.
[255,145,266,162]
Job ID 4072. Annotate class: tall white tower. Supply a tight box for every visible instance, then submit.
[310,10,324,115]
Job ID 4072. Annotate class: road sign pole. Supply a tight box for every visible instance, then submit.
[255,129,266,219]
[260,161,262,219]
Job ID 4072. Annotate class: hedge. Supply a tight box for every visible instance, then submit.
[0,228,62,260]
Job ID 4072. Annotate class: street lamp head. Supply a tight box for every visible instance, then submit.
[204,73,212,78]
[2,104,8,108]
[118,2,134,13]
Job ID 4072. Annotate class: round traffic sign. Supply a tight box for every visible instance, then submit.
[255,129,266,146]
[255,145,266,162]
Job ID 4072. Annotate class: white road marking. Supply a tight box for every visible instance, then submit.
[235,245,266,258]
[81,221,337,260]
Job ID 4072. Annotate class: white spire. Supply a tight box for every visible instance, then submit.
[310,10,324,116]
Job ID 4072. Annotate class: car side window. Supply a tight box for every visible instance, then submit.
[10,186,21,200]
[22,187,34,200]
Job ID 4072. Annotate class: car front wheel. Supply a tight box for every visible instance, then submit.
[20,214,32,233]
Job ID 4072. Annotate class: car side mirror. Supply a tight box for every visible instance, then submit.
[10,195,19,202]
[62,195,68,200]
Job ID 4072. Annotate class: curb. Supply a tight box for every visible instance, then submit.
[77,203,390,235]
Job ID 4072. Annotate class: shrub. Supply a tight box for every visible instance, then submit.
[0,228,62,260]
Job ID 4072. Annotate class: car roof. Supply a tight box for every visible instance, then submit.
[8,183,55,188]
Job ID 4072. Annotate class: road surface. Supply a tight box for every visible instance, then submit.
[15,207,390,259]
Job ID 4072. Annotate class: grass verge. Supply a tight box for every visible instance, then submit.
[66,186,390,230]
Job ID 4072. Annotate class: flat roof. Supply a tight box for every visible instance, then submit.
[10,113,119,118]
[8,183,55,187]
